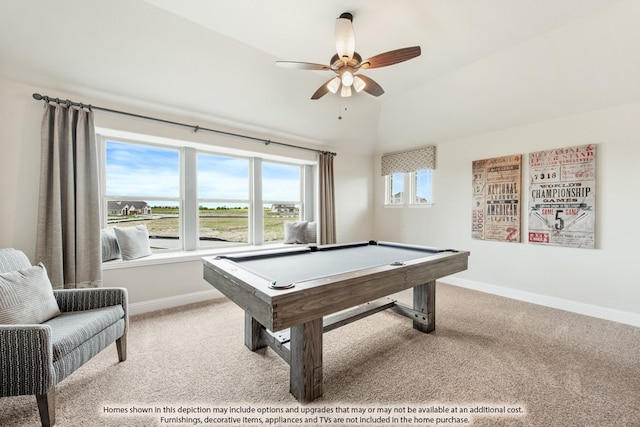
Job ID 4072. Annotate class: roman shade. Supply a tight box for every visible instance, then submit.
[381,145,436,175]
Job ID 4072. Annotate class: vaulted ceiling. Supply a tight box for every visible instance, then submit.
[1,0,638,155]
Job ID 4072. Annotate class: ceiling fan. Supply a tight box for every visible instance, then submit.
[276,12,421,100]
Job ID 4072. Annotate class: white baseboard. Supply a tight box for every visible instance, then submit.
[442,277,640,328]
[128,289,224,316]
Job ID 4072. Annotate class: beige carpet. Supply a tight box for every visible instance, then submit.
[1,283,639,426]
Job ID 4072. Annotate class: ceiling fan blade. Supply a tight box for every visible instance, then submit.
[355,74,384,97]
[335,12,355,61]
[276,61,331,71]
[311,78,336,100]
[360,46,421,69]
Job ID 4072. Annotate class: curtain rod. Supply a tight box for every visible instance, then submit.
[32,93,336,157]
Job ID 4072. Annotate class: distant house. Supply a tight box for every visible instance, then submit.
[108,201,152,216]
[270,204,297,215]
[391,192,404,204]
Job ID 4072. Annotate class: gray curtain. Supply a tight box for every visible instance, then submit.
[36,103,102,289]
[318,152,336,245]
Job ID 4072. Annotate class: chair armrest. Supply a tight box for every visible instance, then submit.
[0,325,56,396]
[54,287,128,331]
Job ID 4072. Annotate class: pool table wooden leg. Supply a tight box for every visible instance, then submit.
[244,312,266,351]
[413,280,436,333]
[289,318,323,403]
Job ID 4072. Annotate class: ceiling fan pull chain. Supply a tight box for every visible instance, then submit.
[337,102,348,120]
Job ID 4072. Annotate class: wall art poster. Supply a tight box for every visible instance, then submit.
[472,154,522,242]
[528,144,596,248]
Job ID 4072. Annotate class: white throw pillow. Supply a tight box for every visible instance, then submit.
[283,221,309,244]
[0,263,61,324]
[114,225,152,261]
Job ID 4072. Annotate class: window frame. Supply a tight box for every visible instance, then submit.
[195,151,252,249]
[385,172,405,206]
[262,160,304,244]
[101,137,184,251]
[384,169,434,207]
[412,168,433,205]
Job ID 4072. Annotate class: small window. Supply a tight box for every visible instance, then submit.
[385,169,433,206]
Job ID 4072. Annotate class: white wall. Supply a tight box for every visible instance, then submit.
[333,151,375,242]
[0,78,374,313]
[374,101,640,326]
[0,79,41,256]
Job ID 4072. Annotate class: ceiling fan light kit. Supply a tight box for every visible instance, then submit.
[340,85,352,98]
[340,69,354,87]
[276,12,421,100]
[353,75,366,93]
[327,76,341,94]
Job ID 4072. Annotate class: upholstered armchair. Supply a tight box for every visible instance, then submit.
[0,248,128,427]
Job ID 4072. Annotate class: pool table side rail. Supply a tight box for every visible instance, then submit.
[203,260,277,329]
[270,251,469,330]
[203,250,469,332]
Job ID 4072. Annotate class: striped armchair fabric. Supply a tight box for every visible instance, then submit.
[0,248,128,427]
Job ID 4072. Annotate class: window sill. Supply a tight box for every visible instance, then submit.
[383,203,434,209]
[102,242,292,270]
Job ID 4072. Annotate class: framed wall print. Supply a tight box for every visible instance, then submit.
[528,144,596,248]
[472,154,522,242]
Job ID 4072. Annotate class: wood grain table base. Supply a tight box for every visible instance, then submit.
[244,281,435,403]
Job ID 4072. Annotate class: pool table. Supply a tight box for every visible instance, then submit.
[202,240,469,403]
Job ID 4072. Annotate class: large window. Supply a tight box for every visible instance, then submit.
[100,134,311,253]
[384,169,433,206]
